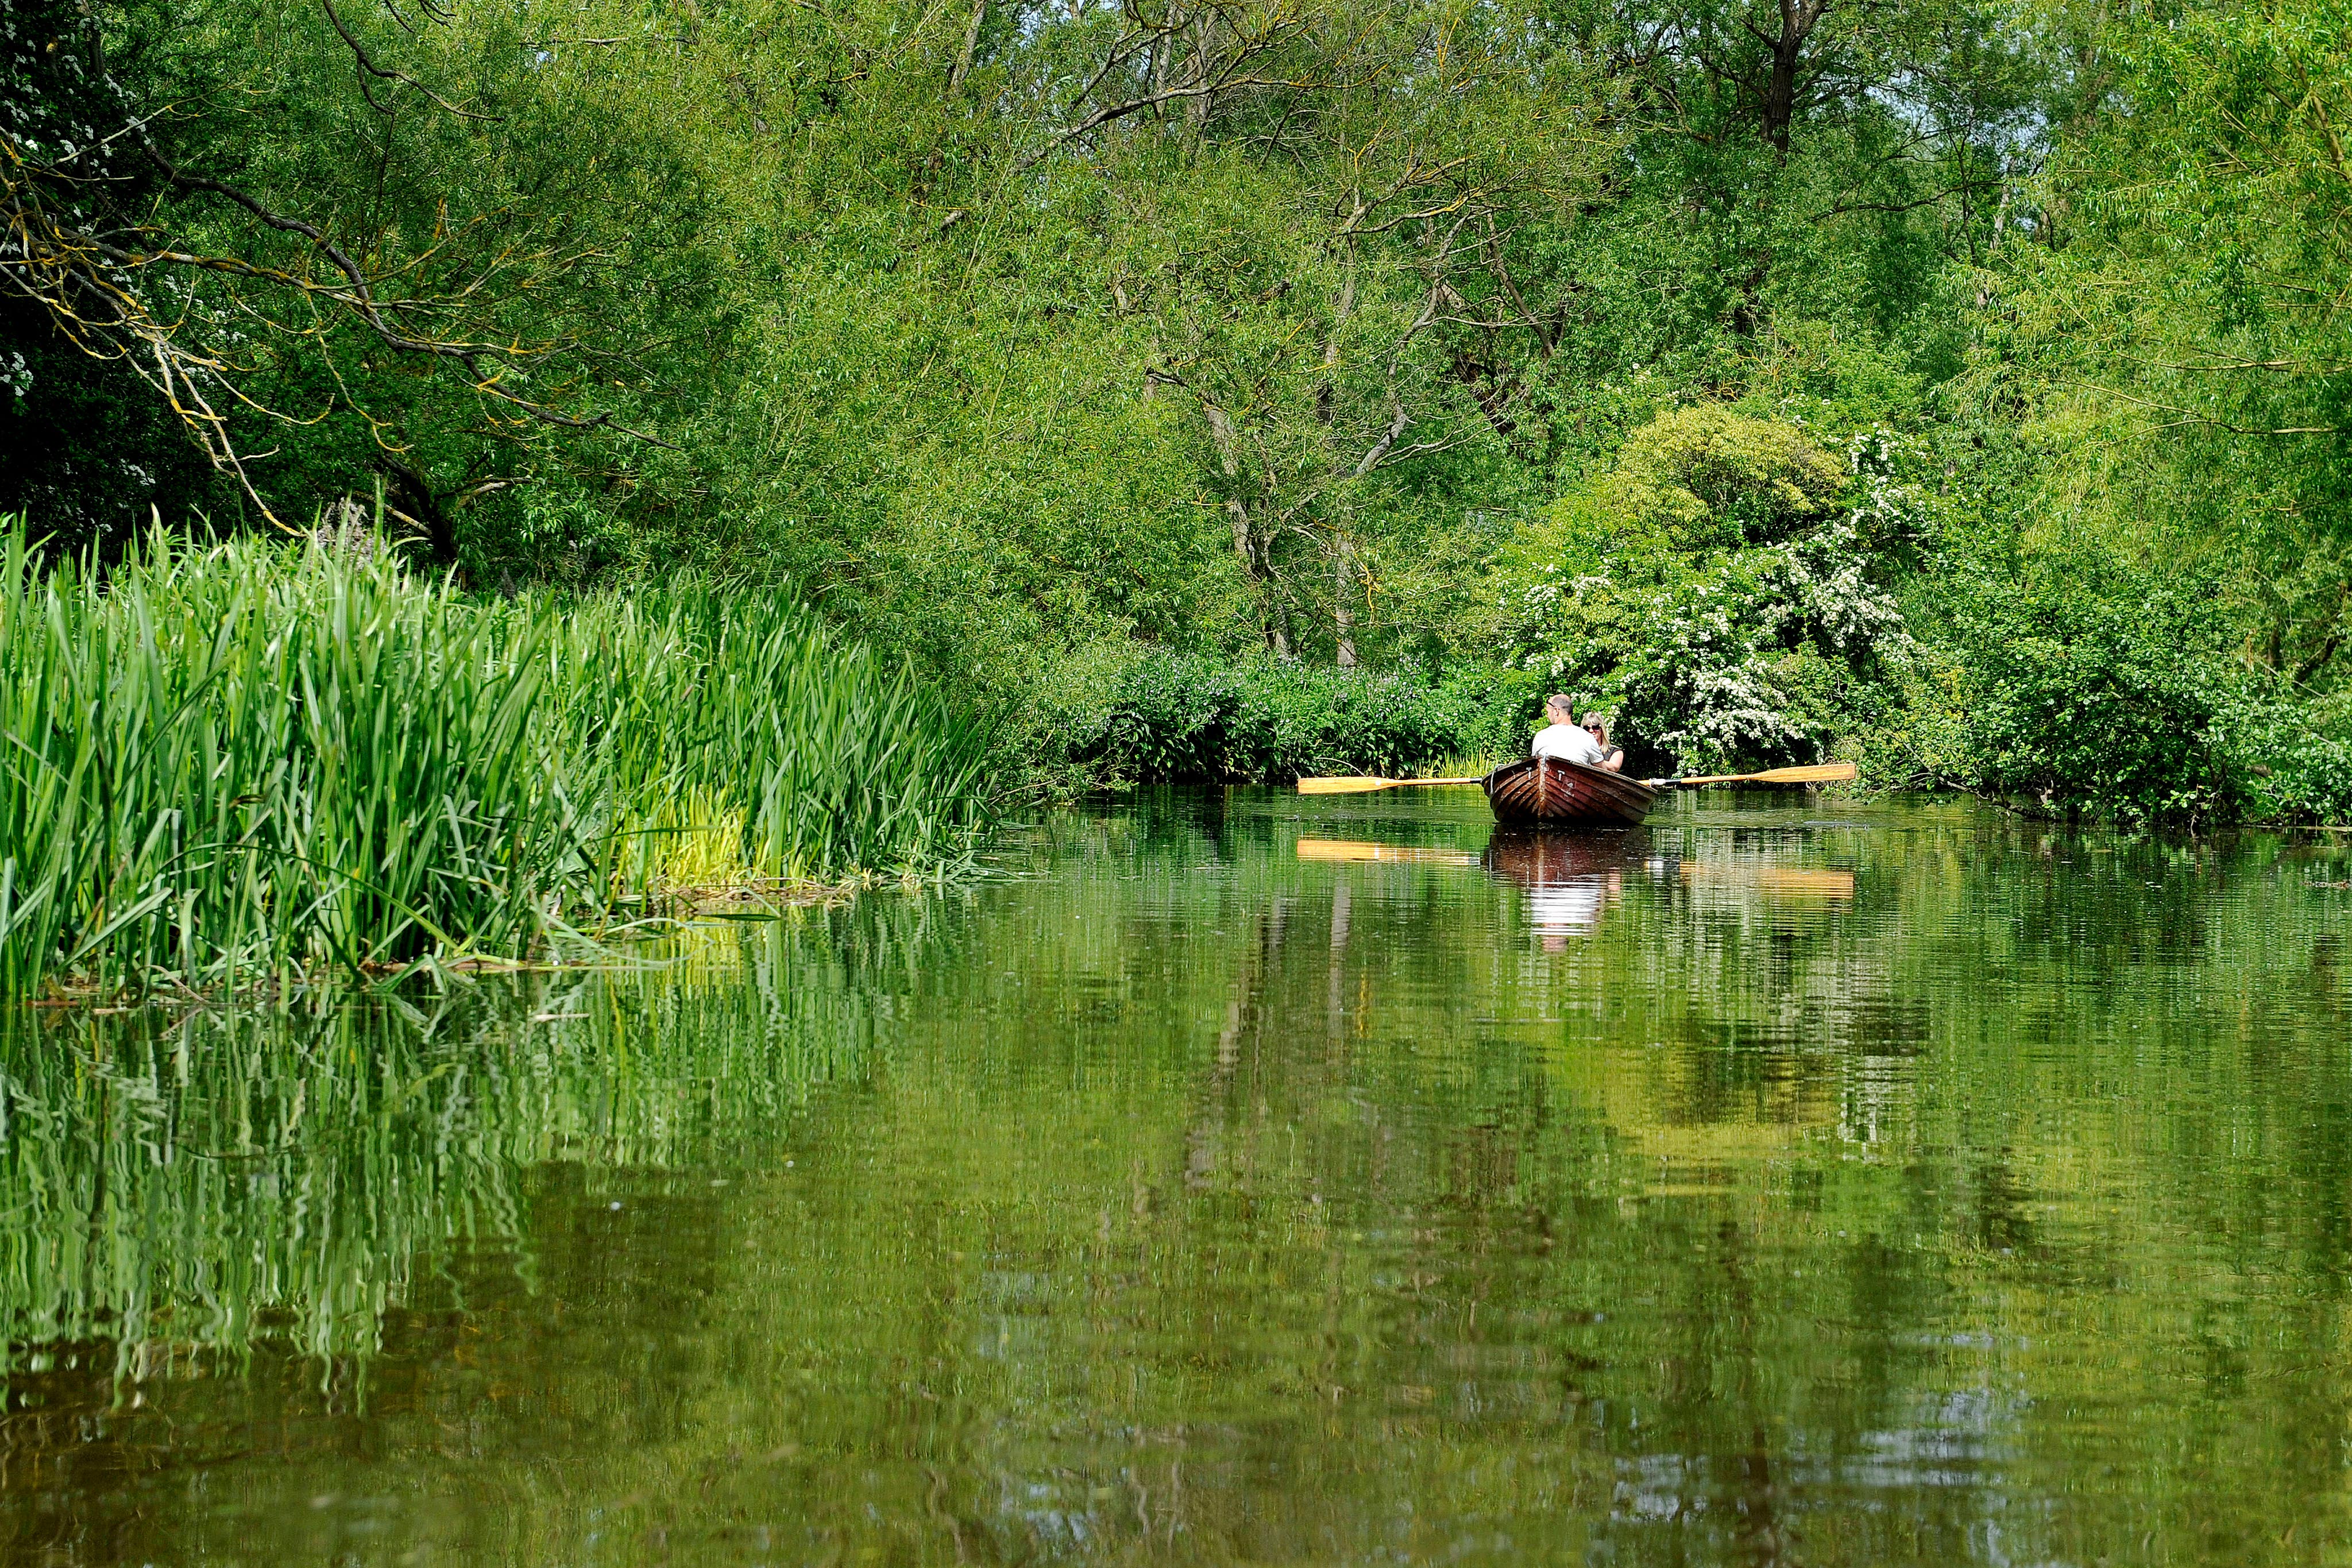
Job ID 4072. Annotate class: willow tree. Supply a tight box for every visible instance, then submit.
[1999,0,2352,695]
[1018,0,1624,661]
[1,0,725,567]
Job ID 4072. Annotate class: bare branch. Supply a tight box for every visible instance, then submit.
[320,0,501,122]
[1014,5,1332,172]
[1351,400,1411,476]
[2065,379,2346,436]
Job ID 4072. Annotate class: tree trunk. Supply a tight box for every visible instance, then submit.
[1758,0,1829,157]
[1318,248,1362,663]
[1761,40,1799,154]
[1199,400,1256,578]
[1184,8,1215,139]
[1333,537,1357,667]
[374,456,459,565]
[949,0,984,93]
[1150,6,1172,111]
[1200,398,1288,653]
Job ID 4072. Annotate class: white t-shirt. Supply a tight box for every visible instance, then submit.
[1531,722,1604,766]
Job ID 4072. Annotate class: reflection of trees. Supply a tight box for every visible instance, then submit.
[6,802,2352,1563]
[1132,805,2352,1561]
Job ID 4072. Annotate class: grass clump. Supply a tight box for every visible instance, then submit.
[532,582,993,899]
[0,526,994,997]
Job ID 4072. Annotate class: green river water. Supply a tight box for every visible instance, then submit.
[4,790,2351,1566]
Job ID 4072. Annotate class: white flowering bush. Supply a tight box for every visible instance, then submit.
[1497,409,1917,773]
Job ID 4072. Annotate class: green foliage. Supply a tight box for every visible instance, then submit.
[1573,405,1852,551]
[1896,545,2352,829]
[527,579,997,889]
[0,528,561,995]
[1491,409,1910,773]
[0,523,993,996]
[1025,649,1537,788]
[1990,0,2352,715]
[17,0,2351,824]
[2216,692,2352,827]
[1903,559,2254,827]
[1,0,2027,674]
[3,0,743,570]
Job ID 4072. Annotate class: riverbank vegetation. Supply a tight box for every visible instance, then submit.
[0,527,991,996]
[7,0,2351,827]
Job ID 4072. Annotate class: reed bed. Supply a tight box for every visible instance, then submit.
[0,527,994,996]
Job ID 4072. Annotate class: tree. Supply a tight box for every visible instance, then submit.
[1091,0,1623,660]
[1490,406,1909,770]
[1998,0,2352,693]
[2,0,723,567]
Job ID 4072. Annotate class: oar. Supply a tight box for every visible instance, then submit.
[1300,761,1858,794]
[1648,762,1858,789]
[1295,775,1485,795]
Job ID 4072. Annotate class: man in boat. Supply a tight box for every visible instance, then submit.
[1531,694,1606,767]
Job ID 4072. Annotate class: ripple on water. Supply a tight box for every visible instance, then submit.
[1,794,2349,1565]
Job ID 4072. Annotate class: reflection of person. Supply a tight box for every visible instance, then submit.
[1585,719,1626,773]
[1531,694,1605,766]
[1485,829,1635,951]
[1530,876,1611,939]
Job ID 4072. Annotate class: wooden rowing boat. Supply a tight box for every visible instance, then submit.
[1297,759,1852,799]
[1482,756,1659,828]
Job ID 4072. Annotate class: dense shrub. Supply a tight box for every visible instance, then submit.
[1903,562,2256,827]
[2217,690,2352,825]
[1025,650,1539,788]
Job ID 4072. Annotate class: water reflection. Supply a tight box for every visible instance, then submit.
[1484,827,1648,945]
[1,795,2350,1566]
[1295,837,1480,866]
[0,912,914,1370]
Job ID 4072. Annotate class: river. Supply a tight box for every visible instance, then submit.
[3,790,2348,1565]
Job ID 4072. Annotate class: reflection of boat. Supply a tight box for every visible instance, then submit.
[1483,829,1656,942]
[1483,756,1659,828]
[1481,828,1654,886]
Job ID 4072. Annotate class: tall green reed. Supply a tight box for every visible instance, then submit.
[522,580,995,891]
[0,524,994,995]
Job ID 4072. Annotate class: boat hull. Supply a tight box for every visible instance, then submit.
[1482,756,1659,828]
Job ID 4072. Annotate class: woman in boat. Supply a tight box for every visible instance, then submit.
[1585,718,1626,772]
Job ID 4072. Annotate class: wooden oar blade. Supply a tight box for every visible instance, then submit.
[1665,762,1863,785]
[1662,762,1860,788]
[1749,762,1858,786]
[1295,775,1488,794]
